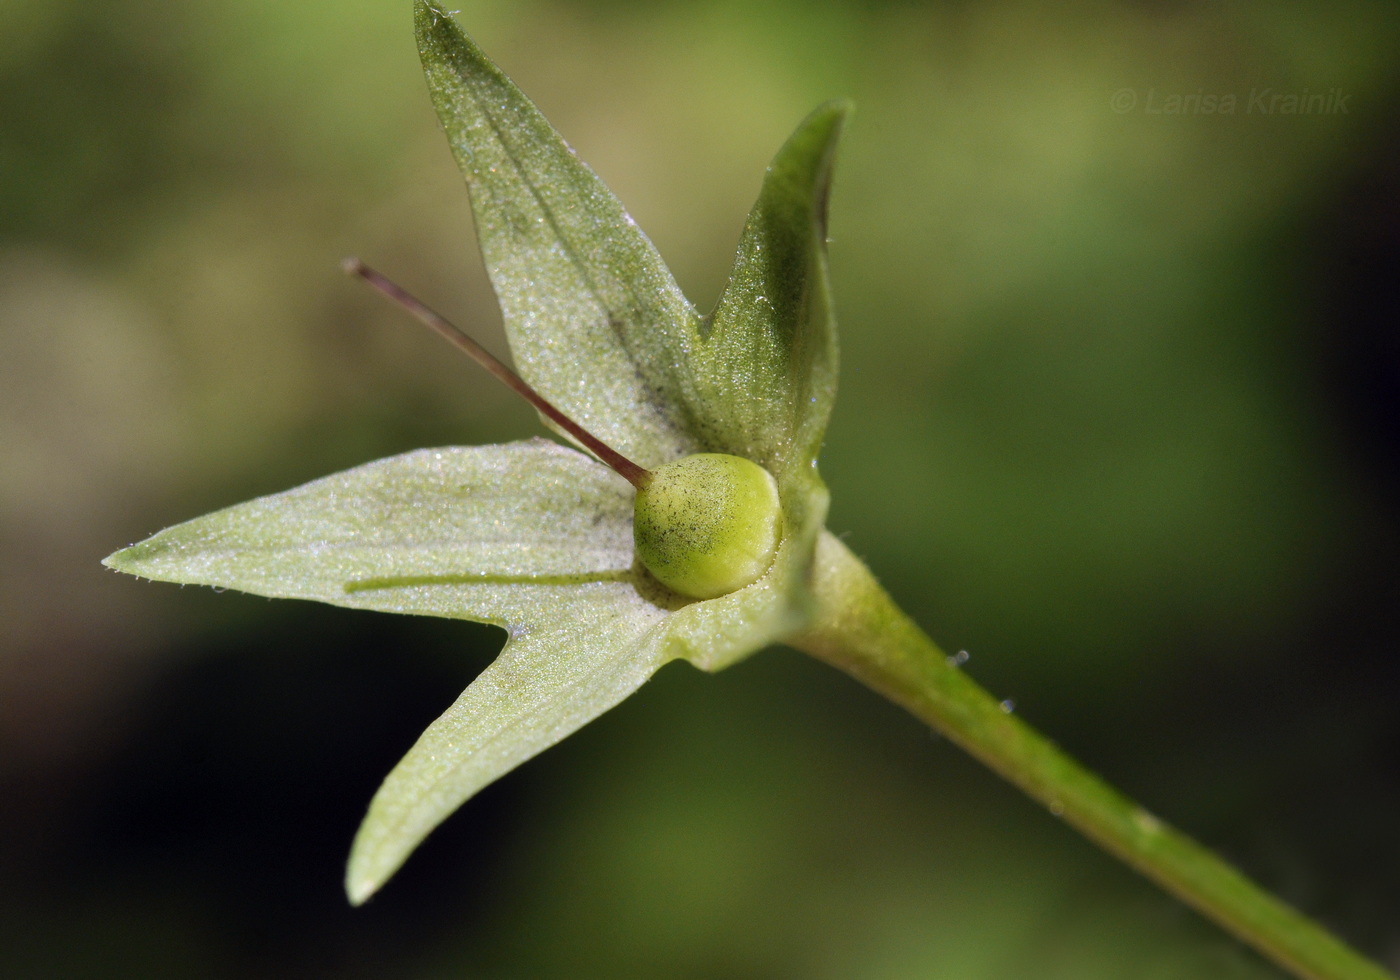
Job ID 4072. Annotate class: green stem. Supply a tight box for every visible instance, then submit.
[791,531,1394,980]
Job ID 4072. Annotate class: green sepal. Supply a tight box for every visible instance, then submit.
[103,440,639,620]
[415,1,847,488]
[104,440,819,899]
[415,0,701,470]
[346,594,672,904]
[104,4,853,905]
[701,100,848,482]
[414,0,845,658]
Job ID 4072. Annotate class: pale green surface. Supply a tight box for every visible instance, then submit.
[415,0,701,470]
[102,437,817,901]
[108,441,638,617]
[634,454,783,600]
[414,0,842,500]
[104,440,668,899]
[104,1,847,904]
[703,100,844,484]
[90,0,1400,968]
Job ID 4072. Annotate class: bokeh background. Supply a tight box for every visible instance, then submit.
[3,0,1398,977]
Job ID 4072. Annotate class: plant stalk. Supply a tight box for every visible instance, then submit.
[791,531,1394,980]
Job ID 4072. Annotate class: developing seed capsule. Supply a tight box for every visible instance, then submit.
[345,263,784,601]
[633,453,783,600]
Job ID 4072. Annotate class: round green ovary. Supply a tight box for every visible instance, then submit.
[633,454,783,600]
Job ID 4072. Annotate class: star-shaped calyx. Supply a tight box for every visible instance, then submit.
[104,0,847,904]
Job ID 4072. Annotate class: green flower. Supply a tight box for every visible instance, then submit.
[98,10,1397,973]
[105,0,847,905]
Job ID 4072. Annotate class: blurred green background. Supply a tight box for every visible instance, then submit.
[3,0,1398,977]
